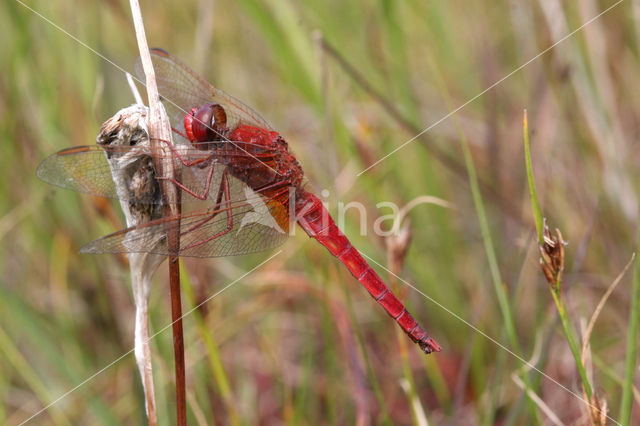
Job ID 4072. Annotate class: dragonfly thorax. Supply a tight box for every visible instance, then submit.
[227,125,304,191]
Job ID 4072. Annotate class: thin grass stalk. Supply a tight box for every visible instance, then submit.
[523,112,594,401]
[482,333,508,426]
[581,254,635,366]
[578,255,635,424]
[421,54,541,421]
[395,325,422,425]
[419,354,451,413]
[460,129,517,359]
[320,283,340,423]
[549,290,593,400]
[458,135,540,422]
[128,1,185,424]
[511,373,563,426]
[0,358,5,424]
[620,222,640,422]
[291,350,314,424]
[523,111,543,244]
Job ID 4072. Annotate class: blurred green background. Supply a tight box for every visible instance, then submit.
[2,0,639,424]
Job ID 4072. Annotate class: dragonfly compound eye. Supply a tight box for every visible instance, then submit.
[190,103,228,149]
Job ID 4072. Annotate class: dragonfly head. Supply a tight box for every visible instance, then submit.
[184,103,228,150]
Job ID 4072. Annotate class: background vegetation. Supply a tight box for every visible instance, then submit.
[1,0,639,424]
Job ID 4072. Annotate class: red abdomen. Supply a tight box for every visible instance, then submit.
[295,190,440,354]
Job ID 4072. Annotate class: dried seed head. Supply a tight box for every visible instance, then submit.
[538,218,566,290]
[387,220,412,269]
[586,393,608,426]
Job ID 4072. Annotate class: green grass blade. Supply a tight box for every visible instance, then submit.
[619,224,640,422]
[523,110,544,244]
[550,291,593,400]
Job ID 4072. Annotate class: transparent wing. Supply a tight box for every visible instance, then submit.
[36,144,276,207]
[135,48,272,133]
[80,181,292,258]
[37,146,120,199]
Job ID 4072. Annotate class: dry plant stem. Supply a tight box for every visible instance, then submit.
[129,1,186,425]
[511,374,564,426]
[130,258,158,426]
[126,72,144,105]
[575,254,636,426]
[580,253,635,366]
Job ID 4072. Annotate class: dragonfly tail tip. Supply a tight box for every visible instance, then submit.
[420,337,441,354]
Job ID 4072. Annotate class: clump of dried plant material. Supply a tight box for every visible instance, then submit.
[585,393,608,426]
[96,104,163,425]
[539,218,566,291]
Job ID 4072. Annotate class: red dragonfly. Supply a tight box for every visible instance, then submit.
[37,48,440,354]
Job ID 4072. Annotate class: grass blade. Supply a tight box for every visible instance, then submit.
[619,224,640,422]
[523,110,544,244]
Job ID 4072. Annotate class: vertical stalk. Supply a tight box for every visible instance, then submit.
[549,291,592,399]
[129,1,186,424]
[620,218,640,422]
[131,262,159,426]
[523,111,544,244]
[168,256,186,425]
[524,111,593,404]
[136,306,157,424]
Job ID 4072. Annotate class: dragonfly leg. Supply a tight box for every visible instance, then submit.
[157,138,213,168]
[171,127,189,140]
[181,169,233,251]
[180,168,228,236]
[157,162,217,200]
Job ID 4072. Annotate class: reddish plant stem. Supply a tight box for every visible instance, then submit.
[168,256,186,426]
[163,160,185,425]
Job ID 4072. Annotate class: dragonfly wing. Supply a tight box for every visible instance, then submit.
[80,175,291,257]
[135,48,272,132]
[37,146,119,199]
[37,142,237,206]
[36,145,173,205]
